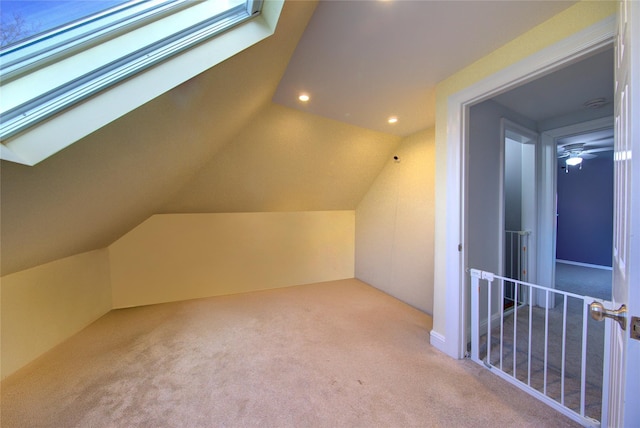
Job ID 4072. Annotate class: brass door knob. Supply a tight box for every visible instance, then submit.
[590,301,627,330]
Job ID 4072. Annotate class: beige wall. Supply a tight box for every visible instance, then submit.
[355,128,435,314]
[162,103,400,214]
[1,250,111,379]
[1,211,354,378]
[110,211,355,308]
[432,1,616,348]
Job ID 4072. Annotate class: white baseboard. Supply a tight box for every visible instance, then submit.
[556,259,612,271]
[429,330,446,353]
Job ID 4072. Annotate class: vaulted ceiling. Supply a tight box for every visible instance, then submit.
[1,0,596,275]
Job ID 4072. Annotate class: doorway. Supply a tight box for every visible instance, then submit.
[466,47,614,285]
[537,117,614,294]
[464,37,614,427]
[555,126,614,302]
[501,120,538,309]
[442,7,639,426]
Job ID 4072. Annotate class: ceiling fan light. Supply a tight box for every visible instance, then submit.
[566,156,583,166]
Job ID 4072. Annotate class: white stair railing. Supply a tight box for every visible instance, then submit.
[505,230,530,282]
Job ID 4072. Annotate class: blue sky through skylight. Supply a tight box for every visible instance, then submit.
[1,1,131,47]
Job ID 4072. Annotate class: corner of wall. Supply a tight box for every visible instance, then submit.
[1,249,112,380]
[355,128,436,314]
[429,329,447,354]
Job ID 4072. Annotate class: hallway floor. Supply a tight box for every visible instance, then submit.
[555,261,612,300]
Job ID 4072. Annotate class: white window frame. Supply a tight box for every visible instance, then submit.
[0,0,280,166]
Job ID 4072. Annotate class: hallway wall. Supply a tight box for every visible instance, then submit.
[467,100,536,275]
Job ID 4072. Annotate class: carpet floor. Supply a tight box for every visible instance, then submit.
[555,262,612,301]
[1,279,579,427]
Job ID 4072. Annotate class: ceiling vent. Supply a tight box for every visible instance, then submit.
[583,97,608,109]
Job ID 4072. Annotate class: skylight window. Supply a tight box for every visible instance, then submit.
[1,1,134,48]
[1,0,269,164]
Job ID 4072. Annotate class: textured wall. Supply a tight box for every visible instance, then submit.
[355,128,435,314]
[162,104,400,214]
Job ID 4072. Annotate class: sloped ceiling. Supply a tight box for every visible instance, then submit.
[162,103,400,213]
[0,1,320,275]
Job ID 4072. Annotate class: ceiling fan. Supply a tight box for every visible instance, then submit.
[556,130,614,172]
[557,143,597,165]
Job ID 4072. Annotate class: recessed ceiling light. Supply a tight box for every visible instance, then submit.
[298,93,310,102]
[388,116,398,124]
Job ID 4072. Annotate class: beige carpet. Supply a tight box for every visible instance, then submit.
[1,279,579,427]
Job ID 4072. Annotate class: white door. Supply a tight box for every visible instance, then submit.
[605,0,639,426]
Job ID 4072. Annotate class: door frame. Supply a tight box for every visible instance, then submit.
[538,116,614,292]
[439,15,615,360]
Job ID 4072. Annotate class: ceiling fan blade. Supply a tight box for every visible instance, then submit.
[584,147,614,154]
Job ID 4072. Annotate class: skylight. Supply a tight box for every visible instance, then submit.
[1,1,133,48]
[1,0,278,165]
